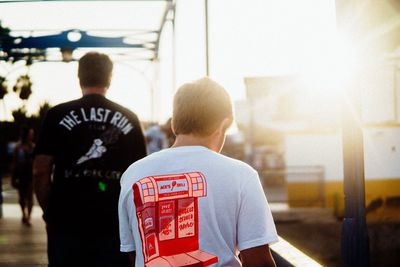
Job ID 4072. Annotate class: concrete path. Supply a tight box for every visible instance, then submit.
[0,177,398,266]
[0,177,323,267]
[0,203,325,267]
[0,204,47,267]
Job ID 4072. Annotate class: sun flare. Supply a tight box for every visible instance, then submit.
[301,33,359,93]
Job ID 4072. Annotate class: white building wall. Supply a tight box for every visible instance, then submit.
[284,133,343,181]
[364,127,400,179]
[284,128,400,182]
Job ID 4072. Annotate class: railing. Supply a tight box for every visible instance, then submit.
[271,236,323,267]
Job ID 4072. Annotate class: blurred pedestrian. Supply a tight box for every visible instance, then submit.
[33,52,147,267]
[144,118,173,154]
[0,139,7,219]
[11,126,35,226]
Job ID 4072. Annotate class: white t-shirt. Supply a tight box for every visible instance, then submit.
[119,146,278,267]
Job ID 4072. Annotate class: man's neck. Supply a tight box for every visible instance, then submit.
[81,87,107,96]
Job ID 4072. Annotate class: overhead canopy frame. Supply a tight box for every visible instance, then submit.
[0,0,175,63]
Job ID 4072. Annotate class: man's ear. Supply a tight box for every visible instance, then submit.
[171,119,177,135]
[223,116,233,131]
[219,116,233,134]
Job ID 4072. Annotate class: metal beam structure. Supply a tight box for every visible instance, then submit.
[0,0,168,3]
[0,0,173,62]
[153,0,174,60]
[204,0,209,76]
[0,0,175,122]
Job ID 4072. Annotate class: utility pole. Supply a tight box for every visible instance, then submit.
[335,1,370,265]
[341,86,370,267]
[204,0,209,76]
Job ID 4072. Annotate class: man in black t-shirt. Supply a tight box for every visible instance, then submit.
[33,52,147,267]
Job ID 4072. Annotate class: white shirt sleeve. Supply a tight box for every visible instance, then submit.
[118,172,136,252]
[237,170,279,251]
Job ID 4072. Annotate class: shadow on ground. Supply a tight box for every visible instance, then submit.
[274,207,400,267]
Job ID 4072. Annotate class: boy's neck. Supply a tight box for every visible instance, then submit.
[172,133,223,153]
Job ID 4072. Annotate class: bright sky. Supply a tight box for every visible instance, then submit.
[0,0,336,122]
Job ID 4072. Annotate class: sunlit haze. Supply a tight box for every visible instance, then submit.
[0,0,337,122]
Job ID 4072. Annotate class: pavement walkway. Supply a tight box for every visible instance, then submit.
[0,175,322,267]
[0,204,47,267]
[0,203,325,267]
[1,178,398,266]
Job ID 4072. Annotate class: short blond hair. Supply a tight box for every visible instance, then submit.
[172,77,233,136]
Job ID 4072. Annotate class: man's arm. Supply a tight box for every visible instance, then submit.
[240,245,276,267]
[33,155,53,219]
[127,251,136,267]
[130,113,147,160]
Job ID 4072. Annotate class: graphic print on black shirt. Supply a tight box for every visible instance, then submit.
[76,126,121,165]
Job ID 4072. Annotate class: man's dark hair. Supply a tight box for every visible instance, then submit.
[78,52,113,88]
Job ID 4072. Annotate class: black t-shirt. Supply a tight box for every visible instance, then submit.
[35,94,146,237]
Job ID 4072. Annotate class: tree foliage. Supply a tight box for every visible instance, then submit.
[0,20,12,46]
[0,76,7,99]
[13,74,32,100]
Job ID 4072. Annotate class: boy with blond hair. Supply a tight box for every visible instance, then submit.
[119,78,278,267]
